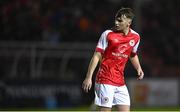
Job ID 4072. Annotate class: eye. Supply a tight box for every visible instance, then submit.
[116,18,122,22]
[118,19,122,22]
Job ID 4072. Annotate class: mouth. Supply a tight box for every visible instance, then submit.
[115,24,120,27]
[115,26,121,30]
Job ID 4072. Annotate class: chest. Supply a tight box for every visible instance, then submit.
[107,33,136,49]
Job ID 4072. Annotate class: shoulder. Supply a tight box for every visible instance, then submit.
[101,29,113,36]
[130,29,140,38]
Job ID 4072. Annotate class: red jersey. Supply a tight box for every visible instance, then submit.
[95,29,140,86]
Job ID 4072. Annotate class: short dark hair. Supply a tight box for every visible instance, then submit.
[115,8,134,20]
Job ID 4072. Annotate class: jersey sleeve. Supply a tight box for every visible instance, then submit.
[131,38,140,57]
[95,30,111,53]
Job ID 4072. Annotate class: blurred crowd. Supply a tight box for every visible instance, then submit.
[140,0,180,77]
[1,0,131,43]
[1,0,180,77]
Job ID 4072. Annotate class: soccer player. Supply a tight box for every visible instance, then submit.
[82,8,144,111]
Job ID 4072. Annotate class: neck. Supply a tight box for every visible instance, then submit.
[123,28,129,35]
[112,27,130,35]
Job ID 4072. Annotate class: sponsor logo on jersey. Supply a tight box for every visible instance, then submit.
[112,52,128,58]
[118,44,128,53]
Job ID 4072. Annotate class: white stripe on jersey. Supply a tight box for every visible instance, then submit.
[96,30,112,51]
[132,40,140,53]
[130,29,140,53]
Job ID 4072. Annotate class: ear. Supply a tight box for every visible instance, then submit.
[128,19,132,25]
[126,20,131,28]
[126,21,130,27]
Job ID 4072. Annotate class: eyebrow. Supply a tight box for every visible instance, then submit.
[116,17,124,22]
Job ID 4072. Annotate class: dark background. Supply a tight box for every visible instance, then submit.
[0,0,180,110]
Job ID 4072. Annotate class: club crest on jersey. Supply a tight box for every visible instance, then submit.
[129,40,135,46]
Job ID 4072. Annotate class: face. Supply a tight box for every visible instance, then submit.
[114,15,131,31]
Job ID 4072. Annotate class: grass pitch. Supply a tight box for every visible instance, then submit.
[1,106,180,111]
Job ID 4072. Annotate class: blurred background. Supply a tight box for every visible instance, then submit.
[0,0,180,110]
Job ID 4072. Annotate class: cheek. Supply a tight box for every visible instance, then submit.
[122,24,127,27]
[124,23,129,27]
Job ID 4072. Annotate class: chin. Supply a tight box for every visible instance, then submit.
[115,28,122,32]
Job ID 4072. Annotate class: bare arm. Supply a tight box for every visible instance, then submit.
[129,55,144,80]
[82,51,102,92]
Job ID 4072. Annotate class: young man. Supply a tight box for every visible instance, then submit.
[82,8,144,111]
